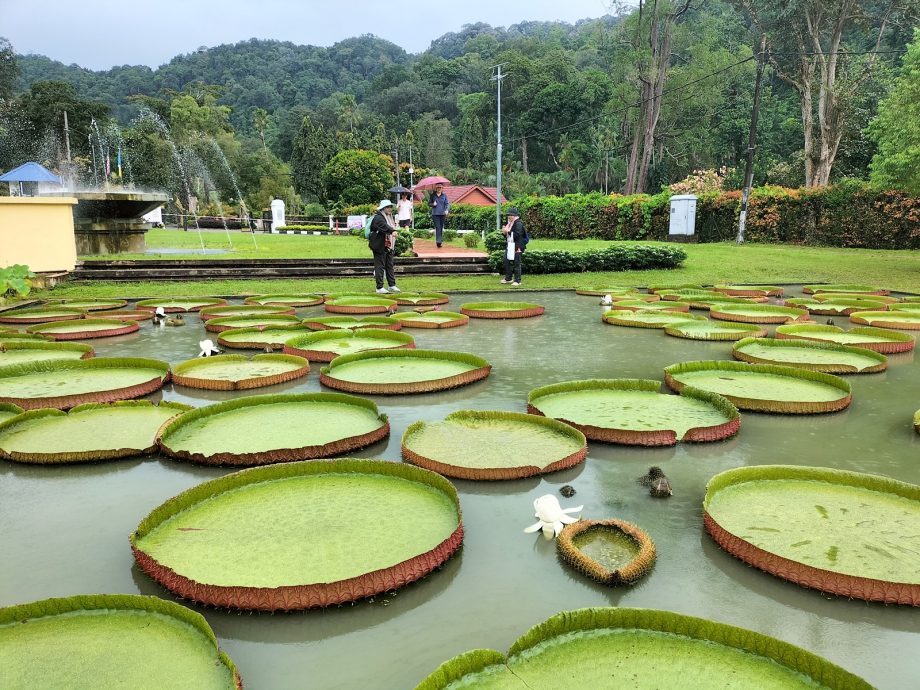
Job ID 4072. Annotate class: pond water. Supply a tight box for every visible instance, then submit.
[1,289,918,689]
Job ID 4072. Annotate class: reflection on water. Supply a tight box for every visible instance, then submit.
[1,289,918,689]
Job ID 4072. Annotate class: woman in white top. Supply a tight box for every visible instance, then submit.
[396,192,414,228]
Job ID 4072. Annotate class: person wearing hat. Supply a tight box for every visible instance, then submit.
[500,207,526,286]
[368,199,401,294]
[429,183,450,247]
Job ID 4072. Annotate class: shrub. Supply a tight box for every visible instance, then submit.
[486,245,686,274]
[394,231,414,256]
[443,229,459,242]
[463,233,480,248]
[276,225,330,232]
[484,232,506,252]
[412,228,432,239]
[0,264,34,302]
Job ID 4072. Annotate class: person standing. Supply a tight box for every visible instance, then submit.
[429,183,450,248]
[396,192,414,229]
[500,207,526,286]
[368,200,401,294]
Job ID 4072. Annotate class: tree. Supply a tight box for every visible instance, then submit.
[0,37,18,102]
[869,29,920,192]
[252,107,269,150]
[321,149,393,205]
[291,115,336,200]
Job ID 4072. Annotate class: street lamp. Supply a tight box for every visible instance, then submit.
[408,164,415,229]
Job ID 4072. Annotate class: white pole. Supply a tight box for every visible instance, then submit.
[492,64,506,238]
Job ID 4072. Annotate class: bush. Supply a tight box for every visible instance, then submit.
[394,231,414,256]
[276,225,329,232]
[412,228,432,238]
[486,245,687,274]
[484,232,505,252]
[463,233,480,248]
[349,227,365,238]
[0,264,34,302]
[443,229,459,242]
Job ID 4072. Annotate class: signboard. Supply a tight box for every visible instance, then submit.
[347,215,368,230]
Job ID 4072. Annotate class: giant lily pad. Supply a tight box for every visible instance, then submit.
[0,341,93,365]
[203,314,301,333]
[557,520,656,586]
[0,594,241,689]
[783,298,888,316]
[303,315,401,331]
[393,292,450,305]
[575,287,641,297]
[656,289,724,301]
[612,300,690,312]
[199,304,295,320]
[26,318,139,340]
[664,361,851,414]
[527,379,739,446]
[684,295,765,310]
[714,284,784,297]
[171,354,310,390]
[131,458,462,610]
[324,296,398,314]
[92,309,155,322]
[708,304,809,324]
[243,294,324,307]
[49,299,128,311]
[804,284,888,296]
[603,310,706,328]
[775,323,915,354]
[732,337,886,374]
[460,301,545,319]
[813,293,899,305]
[849,310,920,330]
[320,349,491,395]
[217,325,315,350]
[0,358,170,410]
[704,465,920,605]
[389,311,469,328]
[414,607,870,689]
[0,401,191,464]
[0,402,23,424]
[664,320,767,341]
[0,307,84,324]
[402,410,587,480]
[135,297,227,313]
[157,393,389,466]
[283,329,415,362]
[888,302,920,312]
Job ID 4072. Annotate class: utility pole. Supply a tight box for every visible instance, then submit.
[63,111,73,190]
[408,145,415,230]
[491,64,506,235]
[736,35,767,244]
[394,137,401,190]
[605,150,610,195]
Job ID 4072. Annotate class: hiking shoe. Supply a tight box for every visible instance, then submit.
[512,282,521,287]
[436,243,442,248]
[499,279,511,284]
[387,286,401,293]
[376,288,389,294]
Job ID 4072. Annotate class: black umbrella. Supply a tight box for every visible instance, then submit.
[389,185,411,194]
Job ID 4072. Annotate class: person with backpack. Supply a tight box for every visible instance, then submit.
[500,207,527,286]
[367,200,401,294]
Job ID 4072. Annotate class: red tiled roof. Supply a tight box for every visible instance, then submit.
[414,185,507,205]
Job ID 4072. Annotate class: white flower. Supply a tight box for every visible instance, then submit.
[523,494,583,540]
[198,339,220,357]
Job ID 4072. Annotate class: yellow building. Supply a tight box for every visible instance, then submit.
[0,197,78,273]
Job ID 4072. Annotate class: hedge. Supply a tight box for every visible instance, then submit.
[487,245,687,274]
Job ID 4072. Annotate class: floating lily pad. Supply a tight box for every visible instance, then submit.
[0,307,85,324]
[0,340,93,366]
[49,299,128,311]
[528,379,739,446]
[324,296,399,314]
[415,607,870,690]
[0,358,170,410]
[26,318,139,340]
[813,293,899,305]
[302,315,402,331]
[558,520,656,586]
[704,465,920,605]
[656,289,723,301]
[783,298,888,315]
[157,393,389,466]
[775,324,915,354]
[664,320,767,341]
[171,354,310,390]
[714,284,784,297]
[131,458,462,610]
[460,301,545,319]
[804,284,889,295]
[664,361,851,414]
[888,302,920,312]
[648,283,703,292]
[732,337,887,374]
[135,297,227,313]
[850,310,920,330]
[402,410,587,480]
[0,401,191,464]
[575,287,640,296]
[0,332,50,342]
[243,294,324,307]
[612,300,690,312]
[0,594,240,689]
[199,304,295,320]
[92,309,156,321]
[393,292,450,305]
[603,310,707,328]
[708,304,809,324]
[283,329,414,362]
[320,349,491,395]
[0,402,23,424]
[217,326,315,350]
[684,295,765,310]
[203,314,301,333]
[389,311,469,328]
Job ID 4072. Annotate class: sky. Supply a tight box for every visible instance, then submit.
[1,0,614,70]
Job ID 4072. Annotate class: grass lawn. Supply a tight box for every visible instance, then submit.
[37,232,920,298]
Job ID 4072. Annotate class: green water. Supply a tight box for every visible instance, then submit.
[0,349,86,365]
[176,359,304,382]
[404,416,583,470]
[327,357,477,383]
[736,343,882,371]
[0,367,163,399]
[162,401,384,455]
[218,328,313,346]
[0,610,234,689]
[207,316,300,329]
[707,480,920,582]
[532,389,731,437]
[571,528,640,570]
[136,474,458,586]
[672,370,846,403]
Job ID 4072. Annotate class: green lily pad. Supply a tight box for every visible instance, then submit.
[49,299,128,311]
[612,300,690,312]
[0,341,93,366]
[131,459,462,609]
[804,284,888,295]
[324,296,398,314]
[25,319,139,340]
[415,607,870,690]
[217,326,316,350]
[199,304,295,320]
[527,379,739,445]
[664,320,767,341]
[320,349,492,395]
[393,292,450,305]
[603,310,707,328]
[135,297,227,312]
[0,401,191,464]
[171,354,310,390]
[732,337,887,373]
[283,329,414,362]
[850,311,920,330]
[0,358,170,410]
[203,314,301,333]
[0,307,85,324]
[558,521,656,586]
[705,465,920,604]
[708,304,809,324]
[0,594,240,689]
[0,402,23,424]
[714,285,784,297]
[460,301,545,318]
[684,295,764,310]
[157,392,389,465]
[389,311,469,328]
[813,293,899,305]
[92,309,155,322]
[575,287,640,296]
[242,294,324,307]
[402,410,587,480]
[783,298,888,315]
[888,302,920,312]
[664,361,851,414]
[775,324,915,353]
[303,316,401,331]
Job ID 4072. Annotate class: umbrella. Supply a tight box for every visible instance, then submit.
[414,176,450,190]
[389,185,411,194]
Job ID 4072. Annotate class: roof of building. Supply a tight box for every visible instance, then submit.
[0,162,63,184]
[415,184,507,205]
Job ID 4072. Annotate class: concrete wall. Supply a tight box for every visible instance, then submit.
[0,197,78,272]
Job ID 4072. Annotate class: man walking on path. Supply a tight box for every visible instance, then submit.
[500,207,526,287]
[368,200,401,294]
[429,183,450,248]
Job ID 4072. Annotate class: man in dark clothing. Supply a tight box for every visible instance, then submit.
[368,199,401,294]
[500,207,526,286]
[429,183,450,247]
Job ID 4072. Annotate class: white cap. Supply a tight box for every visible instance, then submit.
[377,199,393,210]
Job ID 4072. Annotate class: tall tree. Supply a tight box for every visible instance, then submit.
[291,115,336,200]
[252,107,269,150]
[0,37,18,102]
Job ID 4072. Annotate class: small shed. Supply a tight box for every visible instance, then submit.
[0,162,63,197]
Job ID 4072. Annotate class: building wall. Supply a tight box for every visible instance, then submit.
[0,197,78,272]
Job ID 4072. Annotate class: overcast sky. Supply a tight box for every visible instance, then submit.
[2,0,614,70]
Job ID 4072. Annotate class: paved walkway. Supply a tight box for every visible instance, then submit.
[412,239,489,259]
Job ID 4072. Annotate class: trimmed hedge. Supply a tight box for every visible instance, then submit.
[276,225,331,232]
[487,245,686,274]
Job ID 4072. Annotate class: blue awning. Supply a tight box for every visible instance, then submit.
[0,162,62,184]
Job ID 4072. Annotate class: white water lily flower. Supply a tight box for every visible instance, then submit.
[155,307,166,317]
[198,339,220,357]
[523,494,583,539]
[601,294,614,305]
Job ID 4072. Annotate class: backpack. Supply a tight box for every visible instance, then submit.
[522,229,531,249]
[363,215,374,240]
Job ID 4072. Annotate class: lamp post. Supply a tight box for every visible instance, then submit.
[408,163,415,230]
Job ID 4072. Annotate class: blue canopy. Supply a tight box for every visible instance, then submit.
[0,162,62,184]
